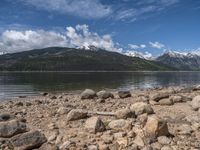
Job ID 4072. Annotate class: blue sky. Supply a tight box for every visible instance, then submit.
[0,0,200,57]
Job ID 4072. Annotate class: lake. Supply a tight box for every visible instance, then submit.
[0,71,200,99]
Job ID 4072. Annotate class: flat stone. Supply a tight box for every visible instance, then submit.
[150,93,169,102]
[159,99,173,106]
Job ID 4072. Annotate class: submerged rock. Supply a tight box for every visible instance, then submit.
[81,89,97,99]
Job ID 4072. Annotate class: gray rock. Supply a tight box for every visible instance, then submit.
[130,102,154,116]
[157,136,171,145]
[0,113,13,122]
[57,107,71,115]
[81,89,97,99]
[0,120,26,138]
[115,109,135,119]
[191,96,200,110]
[118,91,131,98]
[108,119,132,131]
[67,109,88,121]
[150,93,169,102]
[85,117,105,133]
[159,99,173,106]
[97,90,114,99]
[170,95,183,103]
[10,130,47,150]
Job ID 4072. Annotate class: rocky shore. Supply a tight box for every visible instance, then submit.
[1,86,200,150]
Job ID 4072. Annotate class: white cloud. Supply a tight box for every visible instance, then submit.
[128,44,146,49]
[0,24,121,53]
[23,0,112,19]
[149,41,165,49]
[115,0,179,21]
[66,24,121,52]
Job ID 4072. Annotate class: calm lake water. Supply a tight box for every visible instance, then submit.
[0,71,200,99]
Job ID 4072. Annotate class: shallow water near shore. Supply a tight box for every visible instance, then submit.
[1,71,200,99]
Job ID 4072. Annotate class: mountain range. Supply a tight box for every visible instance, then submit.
[0,47,174,71]
[0,47,200,71]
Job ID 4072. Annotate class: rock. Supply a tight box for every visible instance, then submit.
[42,92,49,96]
[159,99,173,105]
[97,90,114,99]
[157,136,171,145]
[116,137,128,146]
[151,142,162,150]
[10,130,47,150]
[150,93,169,102]
[161,146,173,150]
[14,101,24,107]
[101,133,114,144]
[57,107,71,115]
[67,109,88,121]
[88,145,98,150]
[0,113,13,122]
[108,119,132,131]
[118,90,131,98]
[81,89,97,99]
[170,95,182,103]
[130,102,154,116]
[51,96,57,99]
[144,115,169,139]
[115,109,135,119]
[85,117,105,133]
[174,124,193,135]
[191,96,200,110]
[193,85,200,91]
[38,143,58,150]
[134,135,145,147]
[0,120,26,138]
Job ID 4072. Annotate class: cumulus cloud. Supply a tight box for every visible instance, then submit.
[128,44,146,49]
[0,24,121,53]
[149,41,165,49]
[23,0,112,19]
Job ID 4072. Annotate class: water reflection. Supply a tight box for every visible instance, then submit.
[0,72,200,99]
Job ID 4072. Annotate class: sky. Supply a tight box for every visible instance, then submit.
[0,0,200,57]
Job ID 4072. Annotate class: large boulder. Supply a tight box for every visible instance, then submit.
[108,119,132,131]
[150,93,169,102]
[66,109,88,121]
[81,89,97,99]
[191,96,200,111]
[144,115,169,138]
[0,120,27,138]
[130,102,154,116]
[10,130,47,150]
[115,109,135,119]
[118,91,131,98]
[97,90,114,99]
[85,117,105,133]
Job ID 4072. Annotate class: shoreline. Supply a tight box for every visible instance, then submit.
[0,86,200,149]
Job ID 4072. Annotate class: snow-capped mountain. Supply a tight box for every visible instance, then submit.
[124,50,154,60]
[156,50,200,70]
